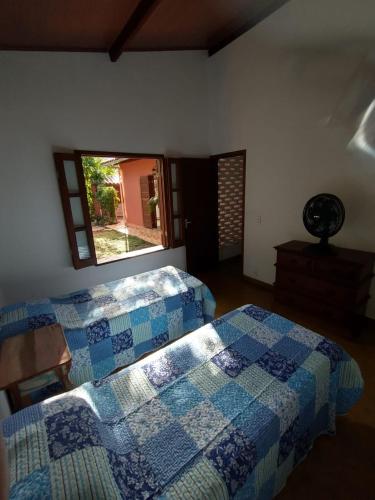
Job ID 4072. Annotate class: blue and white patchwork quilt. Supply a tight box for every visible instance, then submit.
[0,266,215,385]
[2,305,363,500]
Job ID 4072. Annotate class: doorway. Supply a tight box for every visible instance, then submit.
[180,151,246,275]
[212,150,246,266]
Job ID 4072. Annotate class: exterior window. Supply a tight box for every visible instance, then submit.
[54,151,182,268]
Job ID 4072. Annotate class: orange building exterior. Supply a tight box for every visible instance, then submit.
[119,158,157,227]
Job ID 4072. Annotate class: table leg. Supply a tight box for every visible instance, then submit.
[55,362,72,391]
[7,383,23,412]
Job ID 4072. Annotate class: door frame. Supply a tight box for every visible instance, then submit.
[210,149,246,270]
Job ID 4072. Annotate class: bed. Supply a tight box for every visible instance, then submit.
[0,266,215,386]
[2,304,363,500]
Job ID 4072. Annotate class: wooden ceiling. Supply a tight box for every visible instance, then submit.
[0,0,288,61]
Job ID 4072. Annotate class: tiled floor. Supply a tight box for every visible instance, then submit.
[197,257,374,500]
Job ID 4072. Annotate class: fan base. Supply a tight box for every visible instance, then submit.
[304,242,337,256]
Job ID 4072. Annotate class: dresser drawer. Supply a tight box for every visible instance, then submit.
[275,269,360,306]
[274,288,347,322]
[277,252,312,273]
[313,259,362,284]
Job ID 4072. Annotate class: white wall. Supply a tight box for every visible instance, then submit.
[0,51,209,304]
[208,0,375,318]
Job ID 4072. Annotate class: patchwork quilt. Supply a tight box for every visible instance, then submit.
[2,305,363,500]
[0,266,215,385]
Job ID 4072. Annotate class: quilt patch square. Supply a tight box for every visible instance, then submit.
[272,336,312,366]
[182,302,196,322]
[151,332,169,349]
[89,337,113,364]
[111,368,156,412]
[0,305,27,325]
[53,304,82,329]
[108,449,161,498]
[180,400,230,448]
[195,300,204,319]
[243,305,272,322]
[256,350,298,382]
[131,322,152,344]
[142,354,183,389]
[9,467,51,500]
[114,348,135,369]
[210,382,253,420]
[93,294,117,307]
[206,428,257,496]
[148,300,166,319]
[160,378,205,417]
[108,314,132,336]
[180,287,195,304]
[232,335,269,364]
[0,318,29,338]
[263,315,294,335]
[165,295,181,312]
[92,357,116,380]
[213,322,244,346]
[127,398,173,445]
[142,421,199,486]
[64,328,88,350]
[287,324,323,349]
[111,328,133,354]
[86,318,111,345]
[233,399,279,460]
[83,384,122,421]
[28,313,56,330]
[167,309,183,339]
[212,346,251,378]
[26,302,54,317]
[316,339,343,373]
[2,404,43,437]
[169,343,203,374]
[45,406,100,460]
[278,417,300,465]
[151,316,168,337]
[187,361,229,397]
[129,306,150,326]
[99,420,136,454]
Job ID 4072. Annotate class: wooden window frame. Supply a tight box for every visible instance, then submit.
[163,158,185,248]
[54,150,181,269]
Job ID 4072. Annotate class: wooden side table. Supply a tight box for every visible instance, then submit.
[0,324,71,411]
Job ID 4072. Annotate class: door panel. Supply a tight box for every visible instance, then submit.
[180,158,218,273]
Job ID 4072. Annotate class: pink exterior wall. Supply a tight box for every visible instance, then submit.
[120,159,157,227]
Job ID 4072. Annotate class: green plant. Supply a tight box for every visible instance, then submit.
[147,195,159,213]
[82,157,117,218]
[96,186,120,224]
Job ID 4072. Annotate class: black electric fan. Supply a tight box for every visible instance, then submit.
[303,193,345,254]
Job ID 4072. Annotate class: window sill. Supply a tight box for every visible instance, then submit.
[95,245,167,266]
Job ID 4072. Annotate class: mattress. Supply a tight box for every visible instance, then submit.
[0,266,216,385]
[2,305,363,499]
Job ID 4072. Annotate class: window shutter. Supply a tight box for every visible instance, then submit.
[140,175,157,229]
[164,158,185,248]
[54,153,96,269]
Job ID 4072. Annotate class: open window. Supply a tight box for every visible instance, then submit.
[54,151,181,268]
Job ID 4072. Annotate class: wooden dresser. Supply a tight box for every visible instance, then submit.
[274,240,375,334]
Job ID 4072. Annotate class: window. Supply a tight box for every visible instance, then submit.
[54,151,183,268]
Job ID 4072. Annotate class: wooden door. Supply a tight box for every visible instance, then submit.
[140,175,156,229]
[180,158,218,273]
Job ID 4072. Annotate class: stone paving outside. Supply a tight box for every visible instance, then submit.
[93,219,162,246]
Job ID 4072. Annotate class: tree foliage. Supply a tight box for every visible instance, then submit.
[96,186,120,224]
[82,157,118,220]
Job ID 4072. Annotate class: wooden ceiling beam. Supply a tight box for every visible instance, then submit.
[109,0,162,62]
[208,0,289,56]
